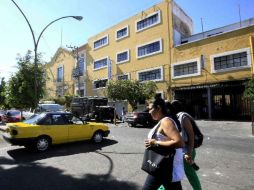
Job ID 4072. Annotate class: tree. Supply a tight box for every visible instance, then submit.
[0,77,7,108]
[6,50,46,109]
[107,80,157,110]
[243,78,254,101]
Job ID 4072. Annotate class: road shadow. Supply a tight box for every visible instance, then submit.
[6,139,118,163]
[0,157,139,190]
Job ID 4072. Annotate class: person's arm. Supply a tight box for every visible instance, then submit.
[145,118,184,148]
[182,116,195,160]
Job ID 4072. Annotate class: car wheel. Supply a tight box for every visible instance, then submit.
[35,136,51,152]
[92,131,103,143]
[131,123,136,127]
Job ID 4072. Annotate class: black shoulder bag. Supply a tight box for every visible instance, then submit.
[141,123,175,177]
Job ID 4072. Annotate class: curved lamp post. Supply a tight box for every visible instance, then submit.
[11,0,83,105]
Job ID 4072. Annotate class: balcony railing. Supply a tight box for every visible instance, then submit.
[72,67,83,78]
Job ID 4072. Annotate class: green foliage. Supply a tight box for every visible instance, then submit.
[6,51,46,109]
[0,78,7,108]
[107,80,157,110]
[243,78,254,101]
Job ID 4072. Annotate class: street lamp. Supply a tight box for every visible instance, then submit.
[11,0,83,106]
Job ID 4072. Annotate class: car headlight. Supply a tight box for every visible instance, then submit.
[11,129,18,136]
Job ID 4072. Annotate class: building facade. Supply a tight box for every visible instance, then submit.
[172,19,254,120]
[85,0,192,100]
[45,0,254,120]
[45,48,76,98]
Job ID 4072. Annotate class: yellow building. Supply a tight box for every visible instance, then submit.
[171,20,254,120]
[85,0,192,100]
[45,47,76,98]
[46,0,254,120]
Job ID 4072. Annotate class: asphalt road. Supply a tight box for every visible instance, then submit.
[0,120,254,190]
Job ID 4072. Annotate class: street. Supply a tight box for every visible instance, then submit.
[0,120,254,190]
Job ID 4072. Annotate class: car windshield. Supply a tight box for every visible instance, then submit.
[7,111,20,116]
[24,113,46,124]
[39,104,64,112]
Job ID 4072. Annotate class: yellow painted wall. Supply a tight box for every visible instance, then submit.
[45,48,76,98]
[171,26,254,88]
[86,1,173,99]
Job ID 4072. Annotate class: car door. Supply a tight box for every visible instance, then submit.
[67,115,94,142]
[39,114,69,144]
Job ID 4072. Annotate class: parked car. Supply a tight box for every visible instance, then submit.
[90,106,115,123]
[125,108,156,127]
[0,110,5,122]
[2,112,110,152]
[2,110,23,123]
[35,103,64,113]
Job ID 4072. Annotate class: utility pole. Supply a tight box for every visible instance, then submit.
[11,0,83,107]
[67,45,81,96]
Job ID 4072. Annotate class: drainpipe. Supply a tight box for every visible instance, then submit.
[250,36,254,77]
[250,36,254,135]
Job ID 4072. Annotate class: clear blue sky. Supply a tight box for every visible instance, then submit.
[0,0,253,80]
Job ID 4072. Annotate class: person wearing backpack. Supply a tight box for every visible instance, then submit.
[171,100,202,190]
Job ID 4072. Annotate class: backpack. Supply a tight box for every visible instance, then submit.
[178,112,204,148]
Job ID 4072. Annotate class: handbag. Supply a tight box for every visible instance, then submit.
[141,122,175,176]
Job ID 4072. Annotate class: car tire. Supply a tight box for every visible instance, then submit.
[131,123,136,127]
[92,131,103,143]
[35,136,51,152]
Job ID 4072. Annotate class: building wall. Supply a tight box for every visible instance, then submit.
[45,48,75,99]
[171,26,254,89]
[85,0,176,99]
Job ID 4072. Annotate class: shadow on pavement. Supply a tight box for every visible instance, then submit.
[0,156,139,190]
[6,139,118,163]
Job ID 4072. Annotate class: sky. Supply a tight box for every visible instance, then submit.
[0,0,254,81]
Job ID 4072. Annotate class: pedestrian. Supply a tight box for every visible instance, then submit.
[158,101,185,190]
[142,97,184,190]
[171,100,202,190]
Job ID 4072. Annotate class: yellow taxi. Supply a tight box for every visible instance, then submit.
[2,112,110,152]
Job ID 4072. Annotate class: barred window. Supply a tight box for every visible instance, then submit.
[116,27,128,40]
[94,79,108,89]
[137,11,160,32]
[174,62,198,77]
[214,52,247,71]
[94,58,108,70]
[138,68,162,82]
[117,74,129,80]
[117,51,129,63]
[94,36,108,49]
[137,40,161,58]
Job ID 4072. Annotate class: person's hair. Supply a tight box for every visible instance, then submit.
[151,97,181,131]
[171,100,184,113]
[151,96,167,115]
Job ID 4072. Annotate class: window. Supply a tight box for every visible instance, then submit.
[93,57,108,70]
[52,115,66,125]
[137,67,163,82]
[116,49,130,64]
[57,66,63,82]
[137,39,162,59]
[93,35,108,50]
[172,58,201,79]
[116,25,129,40]
[136,10,161,32]
[78,54,85,75]
[117,73,130,80]
[211,48,251,73]
[93,79,108,89]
